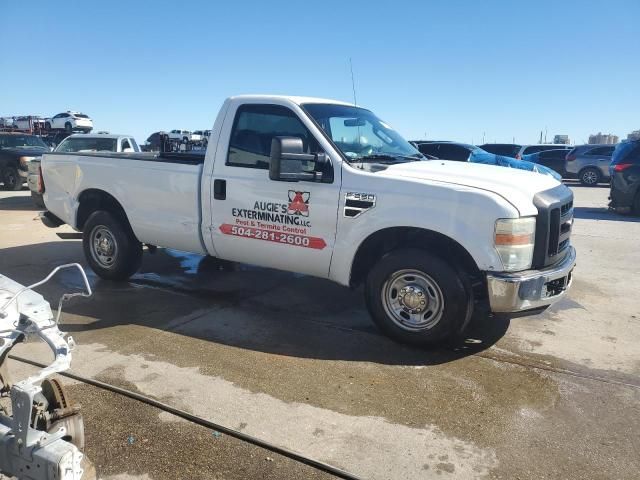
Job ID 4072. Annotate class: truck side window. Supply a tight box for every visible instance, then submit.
[227,104,319,169]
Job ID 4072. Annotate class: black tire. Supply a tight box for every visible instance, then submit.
[1,167,23,191]
[579,167,601,186]
[633,192,640,216]
[65,122,72,133]
[365,248,472,346]
[45,122,51,130]
[82,210,142,280]
[31,191,45,208]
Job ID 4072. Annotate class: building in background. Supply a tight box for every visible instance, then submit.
[553,134,570,144]
[588,132,619,144]
[627,130,640,141]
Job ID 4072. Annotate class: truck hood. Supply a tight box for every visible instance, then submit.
[378,160,562,216]
[1,147,47,157]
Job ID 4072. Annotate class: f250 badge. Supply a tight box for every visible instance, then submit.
[344,192,376,218]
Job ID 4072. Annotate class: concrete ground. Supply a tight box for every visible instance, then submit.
[0,183,638,480]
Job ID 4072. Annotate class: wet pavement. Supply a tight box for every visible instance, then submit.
[0,184,639,479]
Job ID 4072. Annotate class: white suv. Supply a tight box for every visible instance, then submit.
[45,112,93,133]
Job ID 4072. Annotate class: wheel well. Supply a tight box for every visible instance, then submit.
[76,189,130,231]
[349,227,481,288]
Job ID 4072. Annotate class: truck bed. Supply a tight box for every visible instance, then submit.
[42,151,207,254]
[44,150,206,165]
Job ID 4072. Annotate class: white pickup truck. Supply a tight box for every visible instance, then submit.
[40,95,576,345]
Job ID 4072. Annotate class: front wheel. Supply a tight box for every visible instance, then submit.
[65,122,72,133]
[1,167,23,191]
[365,248,472,346]
[82,210,142,280]
[579,167,601,186]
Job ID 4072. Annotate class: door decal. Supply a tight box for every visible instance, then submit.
[220,191,326,249]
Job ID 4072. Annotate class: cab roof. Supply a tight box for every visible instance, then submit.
[228,95,356,107]
[64,133,133,140]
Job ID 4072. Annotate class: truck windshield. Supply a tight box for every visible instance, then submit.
[56,137,118,153]
[302,104,423,163]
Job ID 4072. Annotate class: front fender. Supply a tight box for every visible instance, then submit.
[329,181,518,286]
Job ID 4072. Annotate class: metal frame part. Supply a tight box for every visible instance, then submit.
[0,264,93,480]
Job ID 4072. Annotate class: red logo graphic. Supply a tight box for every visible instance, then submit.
[288,191,310,216]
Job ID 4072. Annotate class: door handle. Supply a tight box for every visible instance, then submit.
[214,179,226,200]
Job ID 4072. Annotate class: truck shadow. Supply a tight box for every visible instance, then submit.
[573,206,640,223]
[0,190,39,211]
[0,242,509,367]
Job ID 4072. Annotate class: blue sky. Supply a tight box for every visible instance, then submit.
[1,0,638,145]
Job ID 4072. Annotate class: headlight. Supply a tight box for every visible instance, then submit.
[494,217,536,271]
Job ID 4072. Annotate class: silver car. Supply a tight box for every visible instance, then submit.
[565,144,616,186]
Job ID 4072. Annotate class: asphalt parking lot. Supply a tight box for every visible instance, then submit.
[0,183,638,480]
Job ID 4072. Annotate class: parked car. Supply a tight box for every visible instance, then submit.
[168,129,191,142]
[565,144,616,186]
[0,133,49,191]
[478,143,522,158]
[40,95,576,347]
[416,141,561,179]
[28,134,140,207]
[54,134,140,154]
[522,148,573,177]
[480,143,570,159]
[13,116,47,131]
[189,131,203,142]
[609,140,640,214]
[45,112,93,133]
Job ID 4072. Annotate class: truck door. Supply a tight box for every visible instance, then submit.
[209,103,340,278]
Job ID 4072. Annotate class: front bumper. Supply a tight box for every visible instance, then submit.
[486,246,576,313]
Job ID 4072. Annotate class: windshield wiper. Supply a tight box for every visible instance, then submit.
[356,153,419,163]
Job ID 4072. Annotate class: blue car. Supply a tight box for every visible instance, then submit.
[416,142,562,180]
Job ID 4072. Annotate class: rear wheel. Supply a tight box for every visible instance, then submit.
[1,167,23,191]
[82,210,142,280]
[579,167,601,186]
[365,248,472,346]
[633,192,640,216]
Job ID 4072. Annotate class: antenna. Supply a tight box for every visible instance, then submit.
[349,58,358,106]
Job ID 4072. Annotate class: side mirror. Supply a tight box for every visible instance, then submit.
[269,137,332,183]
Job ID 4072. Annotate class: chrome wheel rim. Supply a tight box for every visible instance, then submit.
[381,269,445,331]
[90,226,118,268]
[583,170,598,185]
